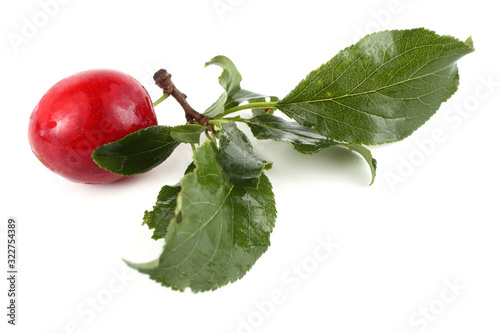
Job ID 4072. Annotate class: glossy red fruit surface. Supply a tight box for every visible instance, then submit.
[28,69,158,184]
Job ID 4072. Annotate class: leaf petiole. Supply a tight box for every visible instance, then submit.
[153,94,170,107]
[217,101,278,118]
[208,116,244,125]
[205,130,216,142]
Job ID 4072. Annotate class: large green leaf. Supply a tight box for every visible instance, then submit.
[219,122,272,188]
[126,141,277,292]
[245,114,377,184]
[277,28,474,145]
[92,126,180,176]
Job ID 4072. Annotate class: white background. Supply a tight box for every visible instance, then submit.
[1,0,499,332]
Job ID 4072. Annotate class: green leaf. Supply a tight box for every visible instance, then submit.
[276,28,474,145]
[207,56,242,96]
[92,126,180,176]
[127,141,277,292]
[204,55,242,118]
[245,114,377,184]
[342,144,377,185]
[219,122,272,188]
[143,163,198,240]
[171,124,206,144]
[204,56,278,118]
[184,161,196,175]
[246,114,341,154]
[143,185,181,240]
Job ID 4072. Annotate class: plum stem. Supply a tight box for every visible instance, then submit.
[153,94,170,107]
[153,69,210,127]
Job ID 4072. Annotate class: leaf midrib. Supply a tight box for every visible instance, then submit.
[279,62,456,108]
[168,183,235,255]
[247,118,332,141]
[97,140,177,159]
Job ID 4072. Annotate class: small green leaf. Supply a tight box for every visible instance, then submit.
[92,126,180,176]
[343,144,377,185]
[143,163,197,239]
[127,141,277,292]
[184,161,196,175]
[219,122,272,188]
[206,55,242,96]
[204,55,242,118]
[143,185,181,240]
[204,56,278,118]
[143,163,198,240]
[277,28,474,145]
[246,114,341,154]
[171,124,206,144]
[245,114,377,184]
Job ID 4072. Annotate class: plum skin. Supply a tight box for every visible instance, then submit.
[28,69,158,184]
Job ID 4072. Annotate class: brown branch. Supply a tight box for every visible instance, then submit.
[153,69,210,127]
